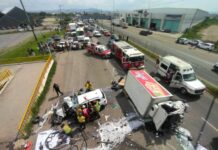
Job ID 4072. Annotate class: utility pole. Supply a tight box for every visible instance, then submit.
[112,0,115,33]
[19,0,38,43]
[59,5,62,29]
[189,9,198,29]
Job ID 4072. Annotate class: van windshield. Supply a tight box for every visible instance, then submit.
[183,73,196,81]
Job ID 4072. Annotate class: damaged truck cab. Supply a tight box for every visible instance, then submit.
[124,69,188,131]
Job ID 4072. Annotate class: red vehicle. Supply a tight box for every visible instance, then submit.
[104,31,111,36]
[87,43,111,58]
[112,41,145,70]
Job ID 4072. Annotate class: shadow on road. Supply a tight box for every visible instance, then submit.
[210,137,218,150]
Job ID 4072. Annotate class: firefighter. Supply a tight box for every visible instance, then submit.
[61,123,73,136]
[94,100,101,119]
[82,105,90,122]
[77,113,86,130]
[85,80,92,92]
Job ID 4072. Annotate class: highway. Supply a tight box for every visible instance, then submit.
[101,35,218,149]
[99,20,218,85]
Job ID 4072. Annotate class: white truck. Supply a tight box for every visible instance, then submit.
[124,70,187,131]
[112,19,128,28]
[157,56,206,95]
[68,23,77,32]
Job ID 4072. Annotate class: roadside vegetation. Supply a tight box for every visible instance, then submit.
[0,30,63,64]
[23,60,56,138]
[182,18,218,51]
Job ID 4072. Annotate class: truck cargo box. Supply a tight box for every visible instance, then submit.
[124,70,173,117]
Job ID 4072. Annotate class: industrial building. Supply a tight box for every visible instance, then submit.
[121,8,209,33]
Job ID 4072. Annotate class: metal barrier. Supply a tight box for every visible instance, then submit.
[0,69,13,90]
[17,55,53,136]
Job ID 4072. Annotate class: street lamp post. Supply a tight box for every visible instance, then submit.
[19,0,38,43]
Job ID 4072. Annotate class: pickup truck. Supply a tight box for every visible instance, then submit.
[86,43,111,58]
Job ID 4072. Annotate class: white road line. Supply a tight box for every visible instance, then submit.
[201,117,218,132]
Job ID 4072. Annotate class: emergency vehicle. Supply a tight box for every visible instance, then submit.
[112,41,145,70]
[87,43,111,58]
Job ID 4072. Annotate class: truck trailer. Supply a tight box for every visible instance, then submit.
[124,70,187,131]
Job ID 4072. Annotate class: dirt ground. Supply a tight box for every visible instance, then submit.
[41,17,58,28]
[200,25,218,42]
[0,62,45,143]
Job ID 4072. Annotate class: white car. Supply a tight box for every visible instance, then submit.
[197,42,214,51]
[93,31,101,37]
[63,89,107,109]
[176,38,189,45]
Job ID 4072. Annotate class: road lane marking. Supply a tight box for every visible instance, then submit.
[201,117,218,132]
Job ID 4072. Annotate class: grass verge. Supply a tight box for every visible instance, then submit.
[0,55,49,65]
[0,30,62,59]
[23,60,57,138]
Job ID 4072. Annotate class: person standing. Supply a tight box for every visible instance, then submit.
[61,123,73,136]
[53,83,63,96]
[77,113,86,130]
[85,80,92,92]
[82,105,90,122]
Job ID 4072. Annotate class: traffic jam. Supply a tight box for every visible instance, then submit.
[34,19,202,150]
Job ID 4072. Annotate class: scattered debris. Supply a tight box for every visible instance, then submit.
[88,113,144,150]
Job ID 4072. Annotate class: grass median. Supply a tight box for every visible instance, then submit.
[0,30,63,64]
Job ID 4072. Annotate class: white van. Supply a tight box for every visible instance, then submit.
[157,56,205,95]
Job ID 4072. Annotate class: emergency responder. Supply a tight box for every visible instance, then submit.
[94,100,101,119]
[82,105,90,122]
[77,113,86,130]
[85,80,92,92]
[61,123,73,137]
[53,83,63,96]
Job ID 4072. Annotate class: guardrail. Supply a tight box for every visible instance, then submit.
[17,55,53,136]
[0,69,13,91]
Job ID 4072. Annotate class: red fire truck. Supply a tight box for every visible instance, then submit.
[112,41,145,70]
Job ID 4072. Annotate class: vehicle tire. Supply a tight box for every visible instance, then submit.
[180,88,187,94]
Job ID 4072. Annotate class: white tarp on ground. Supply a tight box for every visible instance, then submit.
[89,113,144,150]
[35,129,70,150]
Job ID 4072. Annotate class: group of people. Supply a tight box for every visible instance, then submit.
[61,100,101,137]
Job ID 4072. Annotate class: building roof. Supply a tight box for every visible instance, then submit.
[0,6,29,29]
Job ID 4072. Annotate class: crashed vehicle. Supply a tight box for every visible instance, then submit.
[124,70,188,132]
[54,89,108,120]
[87,44,111,58]
[56,41,66,51]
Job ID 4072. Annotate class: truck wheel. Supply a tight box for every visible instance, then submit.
[181,88,187,94]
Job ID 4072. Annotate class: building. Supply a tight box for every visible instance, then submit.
[122,8,209,33]
[0,7,29,30]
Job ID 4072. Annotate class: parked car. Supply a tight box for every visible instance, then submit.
[56,41,66,51]
[176,38,189,45]
[52,35,61,42]
[163,29,171,33]
[139,30,153,36]
[197,42,215,51]
[213,62,218,72]
[188,39,200,46]
[104,30,111,36]
[93,31,101,37]
[110,34,119,41]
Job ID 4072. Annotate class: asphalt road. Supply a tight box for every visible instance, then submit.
[99,20,218,85]
[0,30,47,54]
[101,35,218,149]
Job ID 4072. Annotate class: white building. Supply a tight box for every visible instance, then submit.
[121,8,209,33]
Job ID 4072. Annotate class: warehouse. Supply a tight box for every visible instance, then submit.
[122,8,209,33]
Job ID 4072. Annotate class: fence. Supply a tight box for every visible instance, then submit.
[17,55,53,136]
